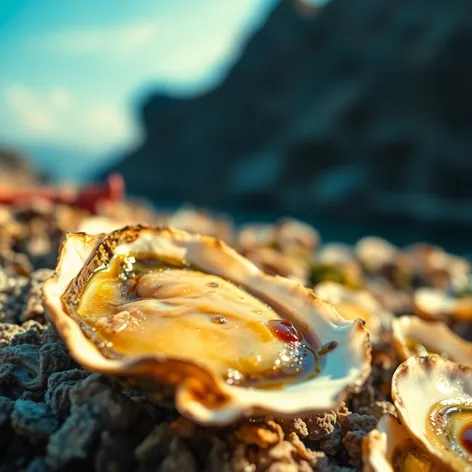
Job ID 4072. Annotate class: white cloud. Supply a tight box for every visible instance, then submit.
[87,105,131,141]
[1,84,135,150]
[36,20,160,58]
[5,84,58,134]
[1,1,276,154]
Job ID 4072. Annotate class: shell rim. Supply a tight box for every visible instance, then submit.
[392,316,472,365]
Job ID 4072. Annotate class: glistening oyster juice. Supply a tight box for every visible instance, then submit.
[427,401,472,463]
[76,254,321,389]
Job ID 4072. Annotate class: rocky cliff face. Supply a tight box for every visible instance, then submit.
[107,0,472,234]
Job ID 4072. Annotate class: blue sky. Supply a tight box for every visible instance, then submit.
[0,0,277,166]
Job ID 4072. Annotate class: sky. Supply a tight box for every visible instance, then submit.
[0,0,278,178]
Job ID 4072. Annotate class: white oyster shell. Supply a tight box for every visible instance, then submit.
[363,413,443,472]
[314,281,391,341]
[77,215,124,234]
[392,355,472,471]
[415,287,472,322]
[43,226,371,426]
[238,218,319,255]
[392,316,472,364]
[317,243,354,266]
[355,236,398,272]
[363,413,401,472]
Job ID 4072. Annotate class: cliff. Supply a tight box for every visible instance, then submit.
[106,0,472,232]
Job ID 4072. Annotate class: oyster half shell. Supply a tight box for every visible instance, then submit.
[355,236,398,273]
[43,226,371,426]
[392,355,472,471]
[415,287,472,322]
[314,281,391,342]
[363,413,443,472]
[392,316,472,364]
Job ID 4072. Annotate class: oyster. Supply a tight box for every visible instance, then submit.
[355,236,398,273]
[78,215,123,234]
[415,287,472,322]
[392,355,472,471]
[238,218,319,256]
[317,243,354,266]
[312,244,363,288]
[237,219,318,283]
[237,246,309,284]
[43,226,371,425]
[314,281,391,341]
[406,243,470,289]
[363,413,443,471]
[165,206,234,242]
[399,244,469,291]
[392,316,472,364]
[235,219,319,284]
[79,206,234,242]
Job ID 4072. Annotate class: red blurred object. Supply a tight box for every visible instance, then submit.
[0,173,125,213]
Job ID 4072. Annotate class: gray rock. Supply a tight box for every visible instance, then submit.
[11,400,58,442]
[46,404,99,468]
[107,0,472,245]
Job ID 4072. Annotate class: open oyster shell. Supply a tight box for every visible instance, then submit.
[363,413,443,472]
[317,243,354,266]
[406,243,469,290]
[314,281,391,342]
[415,287,472,322]
[43,226,371,426]
[355,236,398,273]
[238,218,319,256]
[237,219,318,284]
[392,355,472,471]
[312,244,363,289]
[392,316,472,364]
[77,215,123,234]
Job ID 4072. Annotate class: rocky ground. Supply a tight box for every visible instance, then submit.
[0,198,469,471]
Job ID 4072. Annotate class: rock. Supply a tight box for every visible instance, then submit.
[69,374,138,430]
[107,0,472,246]
[46,404,100,468]
[11,400,58,442]
[45,369,89,418]
[0,395,14,427]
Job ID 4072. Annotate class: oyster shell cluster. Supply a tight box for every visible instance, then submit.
[1,197,472,471]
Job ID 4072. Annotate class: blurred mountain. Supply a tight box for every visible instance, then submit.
[0,147,47,187]
[106,0,472,233]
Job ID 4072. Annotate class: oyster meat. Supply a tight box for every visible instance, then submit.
[392,355,472,471]
[43,226,371,425]
[78,260,319,388]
